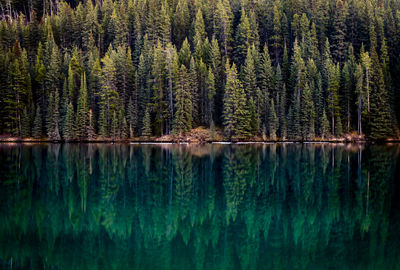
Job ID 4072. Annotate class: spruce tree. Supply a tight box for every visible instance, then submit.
[142,107,152,138]
[173,65,192,135]
[368,48,392,139]
[206,67,216,126]
[271,4,282,65]
[300,83,315,140]
[33,105,43,139]
[46,89,61,140]
[327,63,341,136]
[75,73,89,139]
[268,99,278,140]
[64,102,76,141]
[223,61,250,140]
[331,0,347,63]
[234,8,251,64]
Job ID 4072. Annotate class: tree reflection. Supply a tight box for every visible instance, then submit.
[0,143,399,269]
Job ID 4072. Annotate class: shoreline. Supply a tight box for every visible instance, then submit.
[1,137,399,144]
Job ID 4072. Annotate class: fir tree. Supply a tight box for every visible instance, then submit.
[223,61,250,140]
[268,99,278,140]
[173,65,192,135]
[142,107,152,138]
[64,102,76,140]
[75,73,89,139]
[368,48,392,139]
[33,105,43,139]
[300,83,315,140]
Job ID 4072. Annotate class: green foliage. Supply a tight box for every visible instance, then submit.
[0,0,399,141]
[75,73,89,139]
[173,65,192,135]
[223,61,251,140]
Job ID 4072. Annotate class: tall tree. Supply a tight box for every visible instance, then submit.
[75,73,89,139]
[368,48,392,139]
[173,65,192,135]
[223,61,250,139]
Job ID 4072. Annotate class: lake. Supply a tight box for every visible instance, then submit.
[0,143,399,269]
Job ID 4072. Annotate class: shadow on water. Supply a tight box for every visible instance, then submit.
[0,143,400,270]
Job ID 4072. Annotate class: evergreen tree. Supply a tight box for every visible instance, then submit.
[142,106,152,138]
[271,4,282,65]
[368,48,392,139]
[206,67,216,126]
[331,0,347,63]
[127,97,137,138]
[300,83,315,140]
[260,43,274,130]
[223,61,250,140]
[193,9,206,54]
[215,0,233,57]
[46,89,61,140]
[327,63,341,136]
[268,99,278,140]
[75,73,89,139]
[99,49,119,137]
[33,105,42,139]
[151,40,167,135]
[173,65,192,135]
[355,63,364,136]
[234,8,251,64]
[64,102,76,140]
[189,57,199,126]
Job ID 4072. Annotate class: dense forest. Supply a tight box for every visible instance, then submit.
[0,0,399,140]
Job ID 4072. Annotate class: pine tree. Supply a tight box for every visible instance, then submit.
[321,109,330,139]
[360,46,371,113]
[327,63,341,136]
[355,63,364,136]
[243,46,259,129]
[173,65,192,135]
[331,0,347,63]
[127,97,137,138]
[268,99,278,140]
[234,8,251,64]
[21,107,31,138]
[178,38,191,68]
[6,42,31,136]
[152,41,167,135]
[223,61,250,140]
[300,83,315,140]
[271,4,282,65]
[260,43,274,130]
[75,73,89,139]
[111,110,118,139]
[193,9,206,53]
[142,106,152,138]
[189,57,199,126]
[46,88,61,140]
[368,48,392,139]
[99,49,119,137]
[206,67,216,126]
[64,102,75,140]
[279,83,287,139]
[33,105,43,139]
[215,0,233,57]
[165,43,179,134]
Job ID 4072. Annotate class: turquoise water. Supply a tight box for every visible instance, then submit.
[0,143,399,269]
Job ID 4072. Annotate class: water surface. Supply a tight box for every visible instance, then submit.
[0,143,400,269]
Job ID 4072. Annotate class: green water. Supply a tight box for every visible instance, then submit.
[0,143,399,270]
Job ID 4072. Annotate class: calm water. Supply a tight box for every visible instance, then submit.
[0,143,400,270]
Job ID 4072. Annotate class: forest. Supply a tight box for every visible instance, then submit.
[0,0,399,140]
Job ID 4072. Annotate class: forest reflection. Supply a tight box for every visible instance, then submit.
[0,143,399,270]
